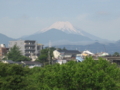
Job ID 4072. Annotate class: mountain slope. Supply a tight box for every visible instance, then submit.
[39,21,83,35]
[57,41,120,54]
[0,33,14,46]
[21,21,107,45]
[79,30,106,41]
[39,21,106,41]
[22,29,92,44]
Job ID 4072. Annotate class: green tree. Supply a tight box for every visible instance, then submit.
[63,47,67,50]
[37,47,55,63]
[29,57,120,90]
[113,52,119,56]
[4,45,30,61]
[0,62,30,90]
[37,48,48,63]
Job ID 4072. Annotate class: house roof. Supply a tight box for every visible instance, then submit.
[2,60,15,63]
[38,44,44,46]
[25,40,36,42]
[21,61,42,65]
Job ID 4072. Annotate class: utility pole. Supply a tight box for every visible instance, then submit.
[48,40,51,65]
[103,45,107,52]
[48,49,50,65]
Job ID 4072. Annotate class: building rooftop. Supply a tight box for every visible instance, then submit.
[38,44,44,45]
[1,60,16,64]
[21,61,42,65]
[9,40,36,42]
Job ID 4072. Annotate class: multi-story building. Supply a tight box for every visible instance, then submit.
[0,44,8,59]
[8,40,43,60]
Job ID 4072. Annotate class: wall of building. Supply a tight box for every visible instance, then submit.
[0,47,7,57]
[8,40,43,59]
[8,40,25,55]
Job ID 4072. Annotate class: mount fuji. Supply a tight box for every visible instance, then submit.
[39,21,83,35]
[21,21,106,45]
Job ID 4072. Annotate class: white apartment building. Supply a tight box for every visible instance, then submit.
[8,40,43,61]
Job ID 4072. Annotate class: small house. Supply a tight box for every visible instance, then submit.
[21,61,42,68]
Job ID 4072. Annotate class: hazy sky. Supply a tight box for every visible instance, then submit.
[0,0,120,41]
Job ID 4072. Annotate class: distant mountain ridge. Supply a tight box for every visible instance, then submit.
[80,30,106,41]
[22,29,92,44]
[21,21,106,45]
[0,31,119,54]
[0,21,108,46]
[38,21,105,40]
[39,21,83,35]
[0,33,14,46]
[56,42,120,54]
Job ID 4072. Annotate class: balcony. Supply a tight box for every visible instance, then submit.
[25,44,35,46]
[25,43,35,46]
[25,52,36,56]
[25,53,30,56]
[25,48,35,50]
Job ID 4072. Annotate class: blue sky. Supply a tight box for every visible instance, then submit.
[0,0,120,40]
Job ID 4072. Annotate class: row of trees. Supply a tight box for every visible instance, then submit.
[0,57,120,90]
[113,52,120,56]
[3,45,67,62]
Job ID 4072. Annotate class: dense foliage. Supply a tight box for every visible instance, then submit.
[4,45,30,61]
[113,52,120,56]
[37,47,56,63]
[37,47,67,64]
[0,63,30,90]
[0,57,120,90]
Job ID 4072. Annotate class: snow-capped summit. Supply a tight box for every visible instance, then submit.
[20,21,106,45]
[39,21,83,35]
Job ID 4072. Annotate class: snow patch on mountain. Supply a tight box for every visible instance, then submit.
[39,21,84,35]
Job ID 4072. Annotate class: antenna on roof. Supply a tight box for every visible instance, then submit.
[76,48,78,50]
[103,44,107,52]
